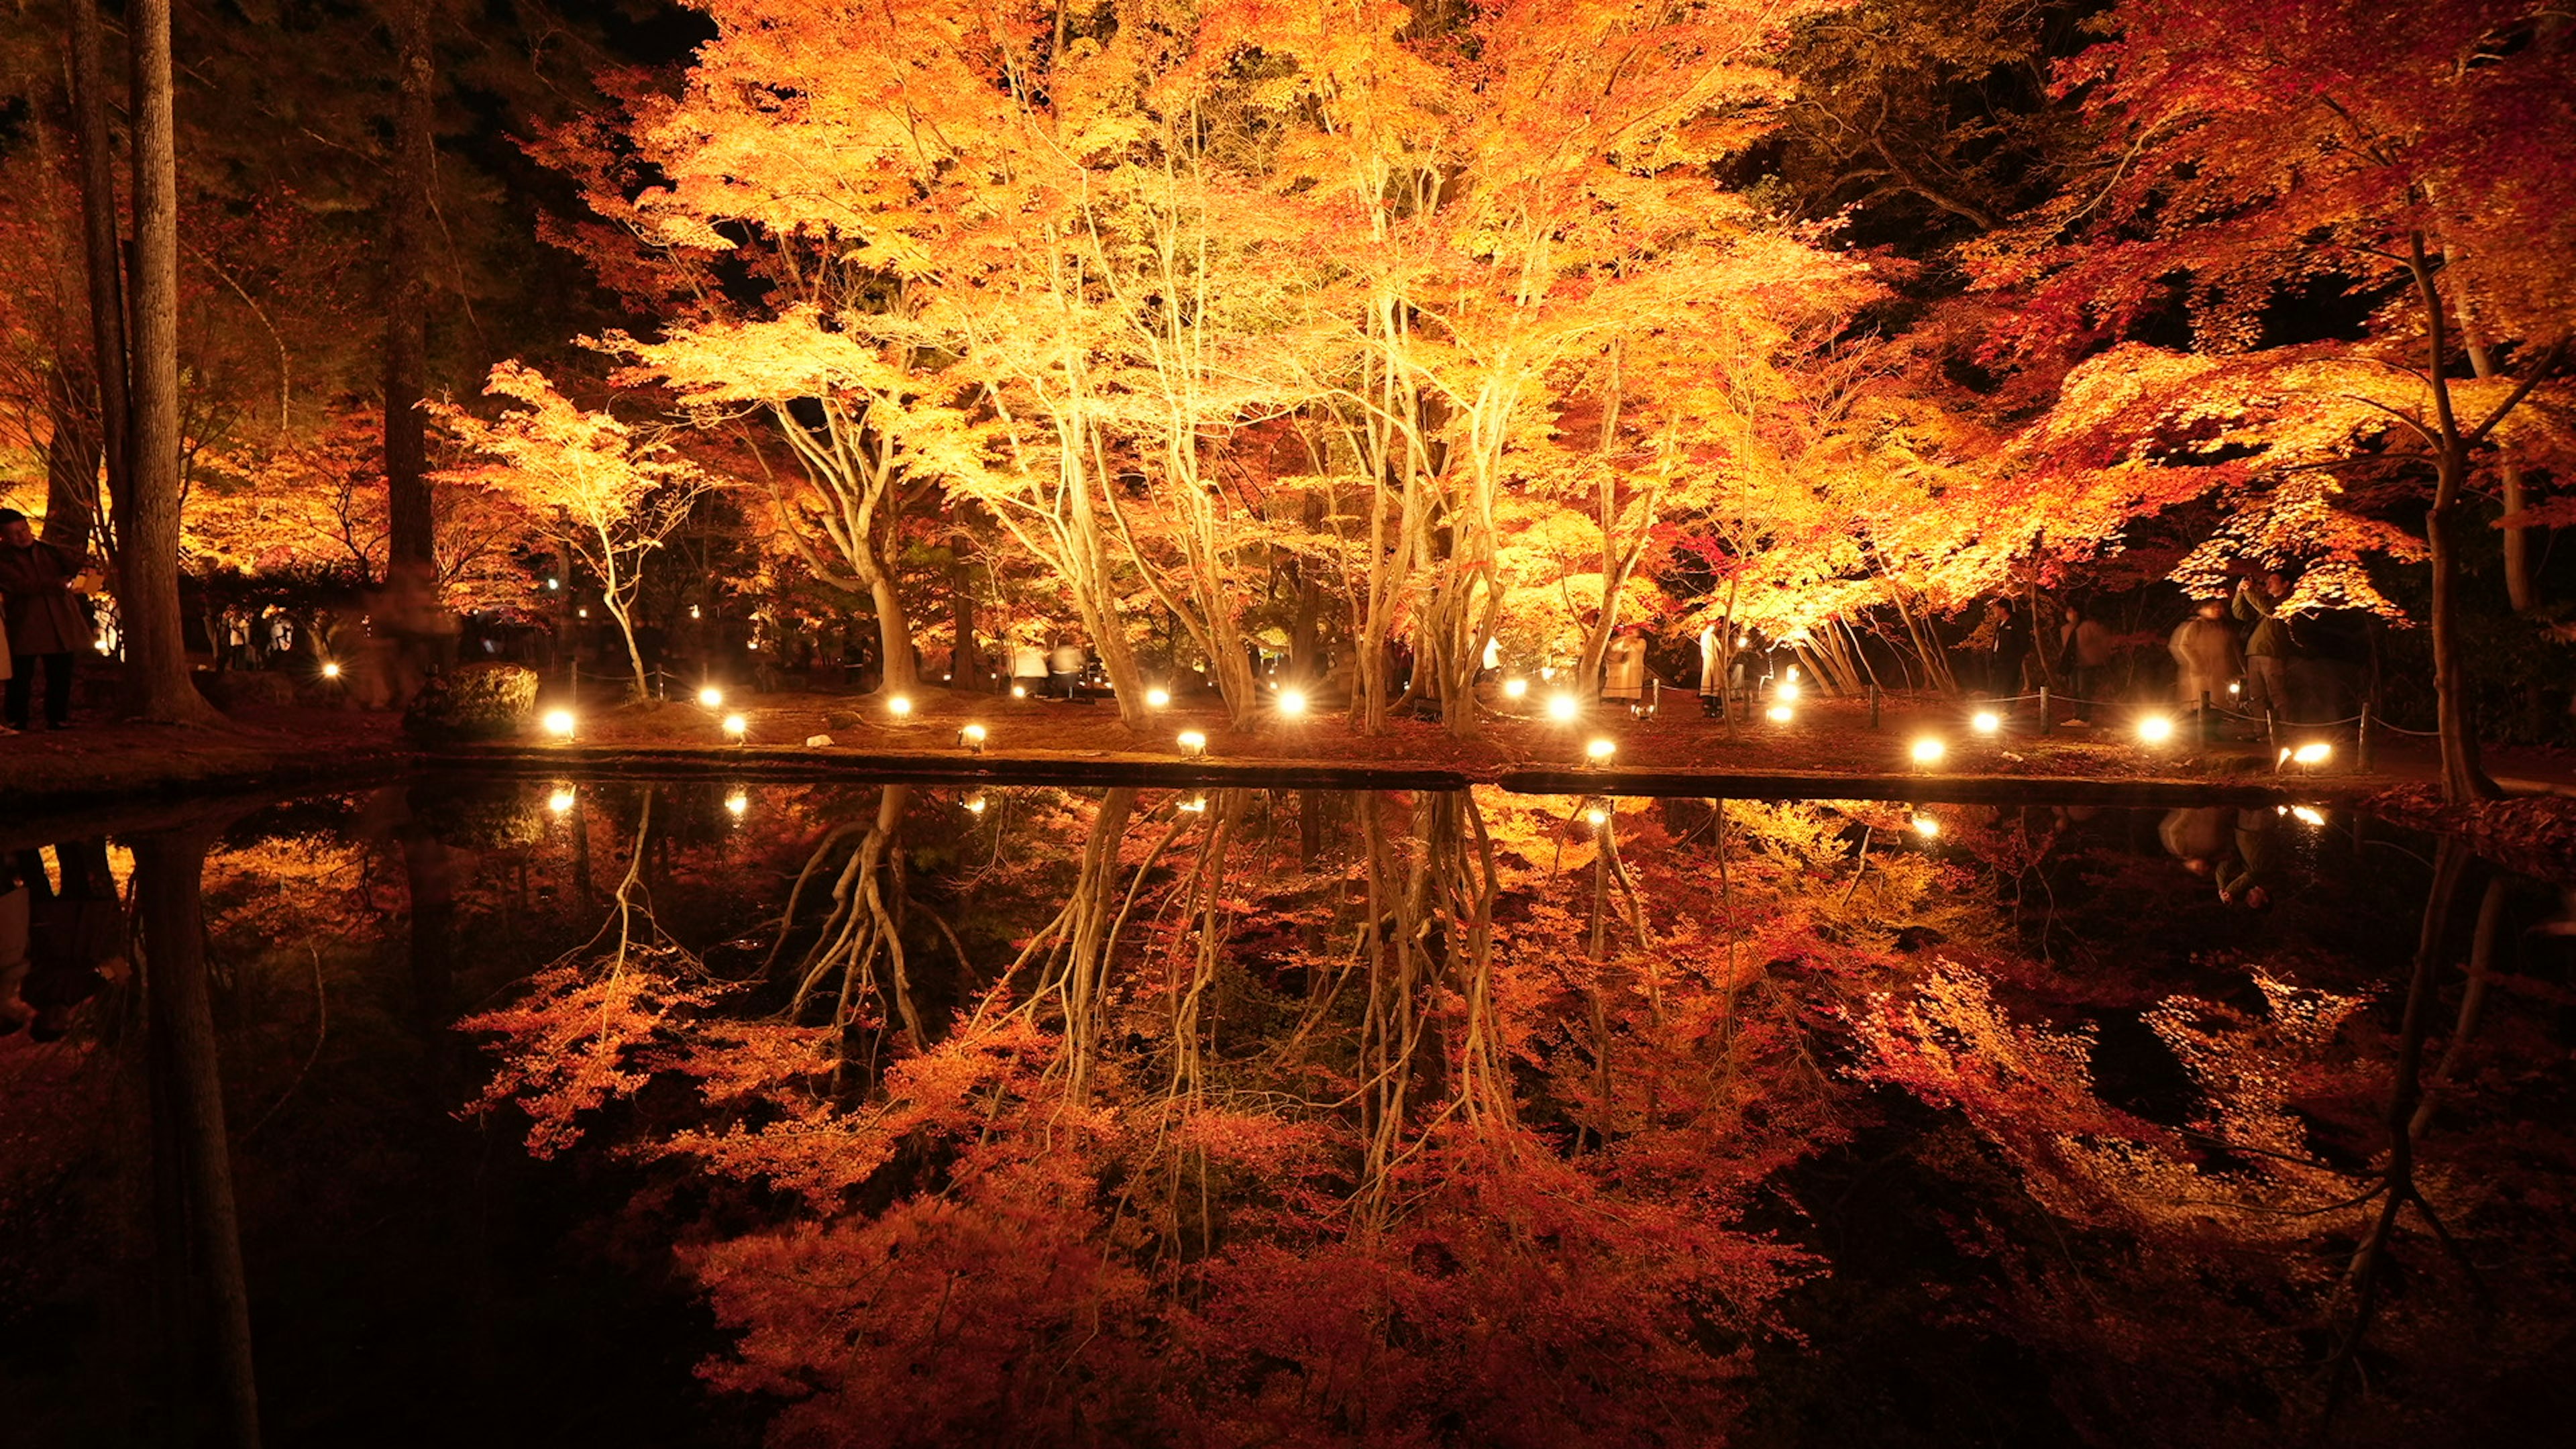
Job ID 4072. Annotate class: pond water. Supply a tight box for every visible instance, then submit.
[3,777,2569,1448]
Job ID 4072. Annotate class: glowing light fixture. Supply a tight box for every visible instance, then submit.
[1766,704,1794,724]
[577,607,589,619]
[1546,693,1580,723]
[1146,687,1171,709]
[1279,688,1309,717]
[1503,678,1529,700]
[1012,684,1028,699]
[722,713,747,743]
[2137,714,2176,745]
[887,694,912,719]
[959,723,987,754]
[1971,710,2000,736]
[1776,680,1802,703]
[321,661,341,680]
[1177,730,1208,758]
[1585,737,1618,765]
[1786,665,1801,682]
[1540,667,1556,681]
[542,708,577,739]
[545,578,559,591]
[1909,736,1946,767]
[698,686,724,708]
[2291,741,2331,765]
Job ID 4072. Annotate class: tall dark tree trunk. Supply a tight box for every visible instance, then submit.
[136,824,262,1448]
[122,0,218,722]
[949,542,977,690]
[383,0,435,576]
[69,0,131,559]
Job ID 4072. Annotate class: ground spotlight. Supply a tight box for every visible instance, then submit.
[1546,693,1580,723]
[1585,737,1617,764]
[321,660,342,680]
[959,723,987,753]
[542,708,577,739]
[2137,714,2176,745]
[887,694,912,719]
[722,713,747,743]
[1971,710,2000,736]
[1766,704,1794,724]
[1279,688,1308,717]
[1146,687,1171,709]
[698,686,724,708]
[1177,730,1208,758]
[1503,678,1529,700]
[1910,737,1945,766]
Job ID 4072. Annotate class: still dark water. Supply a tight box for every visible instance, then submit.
[3,777,2571,1448]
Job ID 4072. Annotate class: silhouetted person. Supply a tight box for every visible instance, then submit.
[0,507,93,731]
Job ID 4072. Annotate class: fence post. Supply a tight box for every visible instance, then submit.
[1868,682,1881,730]
[2037,687,2051,736]
[2357,702,2375,772]
[2265,710,2278,751]
[2198,690,2213,745]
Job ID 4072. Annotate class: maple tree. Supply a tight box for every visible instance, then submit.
[435,363,710,696]
[1972,0,2576,798]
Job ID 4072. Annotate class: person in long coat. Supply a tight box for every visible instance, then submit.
[0,508,93,731]
[1601,627,1648,702]
[2169,599,2243,714]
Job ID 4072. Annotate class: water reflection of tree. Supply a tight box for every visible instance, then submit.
[455,785,2576,1448]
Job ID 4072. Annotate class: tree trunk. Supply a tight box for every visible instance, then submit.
[122,0,219,723]
[2409,239,2498,802]
[383,0,435,576]
[70,0,131,559]
[871,574,918,694]
[135,824,263,1448]
[949,543,977,690]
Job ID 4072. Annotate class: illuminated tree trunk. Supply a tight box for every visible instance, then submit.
[69,0,130,559]
[382,0,436,577]
[122,0,219,723]
[773,400,918,695]
[136,824,262,1448]
[2407,239,2500,802]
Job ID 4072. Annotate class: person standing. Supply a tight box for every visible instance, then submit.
[1048,636,1086,699]
[2169,599,2242,717]
[0,508,93,731]
[2056,601,2113,726]
[1601,627,1648,702]
[2233,570,2296,722]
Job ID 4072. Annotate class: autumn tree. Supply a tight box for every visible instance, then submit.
[1977,0,2576,799]
[437,362,710,696]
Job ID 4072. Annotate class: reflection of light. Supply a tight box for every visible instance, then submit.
[722,713,747,742]
[1177,731,1208,757]
[542,709,576,739]
[1179,795,1209,814]
[1546,694,1579,723]
[1911,814,1940,838]
[2292,742,2331,765]
[888,695,912,718]
[1735,635,1748,647]
[547,788,575,815]
[698,686,724,708]
[545,578,559,590]
[1776,680,1801,703]
[1146,688,1171,709]
[690,605,701,619]
[1540,667,1556,681]
[1503,678,1529,700]
[1972,710,1999,735]
[1585,806,1608,826]
[1766,704,1794,724]
[578,608,588,619]
[1279,689,1307,717]
[1910,737,1945,766]
[724,790,748,818]
[2228,681,2241,696]
[1786,665,1801,682]
[959,723,986,753]
[1012,684,1027,698]
[2137,714,2175,745]
[964,792,987,815]
[321,661,341,680]
[2291,805,2326,826]
[1586,737,1617,763]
